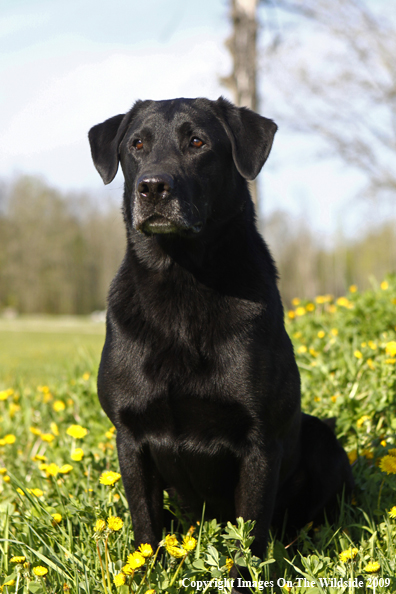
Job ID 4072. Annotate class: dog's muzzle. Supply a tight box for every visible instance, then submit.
[134,173,203,236]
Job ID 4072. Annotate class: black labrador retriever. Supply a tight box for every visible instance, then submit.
[89,97,353,584]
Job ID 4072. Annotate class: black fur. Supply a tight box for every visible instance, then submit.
[89,97,353,589]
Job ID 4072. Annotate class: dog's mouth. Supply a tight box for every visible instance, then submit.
[138,215,203,236]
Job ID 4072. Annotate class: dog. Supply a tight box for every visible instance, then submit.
[89,97,353,589]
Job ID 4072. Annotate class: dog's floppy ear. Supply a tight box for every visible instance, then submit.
[216,97,277,181]
[88,113,133,184]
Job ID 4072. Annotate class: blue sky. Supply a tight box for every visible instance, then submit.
[0,0,383,238]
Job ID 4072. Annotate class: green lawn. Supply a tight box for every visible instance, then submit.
[0,285,396,593]
[0,316,104,386]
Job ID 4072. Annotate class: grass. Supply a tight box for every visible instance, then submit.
[0,316,104,385]
[0,281,396,593]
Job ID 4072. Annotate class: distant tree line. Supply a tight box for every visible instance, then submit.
[0,175,395,314]
[0,175,125,314]
[263,212,396,305]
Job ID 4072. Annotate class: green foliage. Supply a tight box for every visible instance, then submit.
[1,280,396,592]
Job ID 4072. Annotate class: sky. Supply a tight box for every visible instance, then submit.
[0,0,385,239]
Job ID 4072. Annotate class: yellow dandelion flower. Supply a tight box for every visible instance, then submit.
[9,403,21,417]
[41,433,55,443]
[30,427,42,436]
[330,328,338,336]
[356,415,370,429]
[59,464,73,474]
[368,340,377,350]
[364,561,380,573]
[164,534,178,548]
[29,488,44,497]
[306,303,315,312]
[367,358,375,370]
[4,434,16,444]
[182,535,197,552]
[354,350,363,359]
[291,298,300,306]
[336,297,350,307]
[317,330,325,339]
[287,310,295,319]
[385,341,396,357]
[295,306,306,317]
[66,425,88,439]
[114,573,126,586]
[107,516,123,531]
[10,556,26,563]
[94,519,106,532]
[0,468,6,475]
[3,475,11,483]
[339,547,358,562]
[348,450,358,465]
[388,506,396,519]
[50,422,59,436]
[138,543,153,557]
[0,388,13,400]
[16,487,25,496]
[331,394,339,403]
[32,454,47,462]
[380,281,388,290]
[328,305,337,313]
[52,513,62,524]
[380,439,387,447]
[349,285,357,293]
[82,372,90,381]
[315,295,326,304]
[122,564,135,575]
[2,579,16,586]
[38,385,50,393]
[33,566,48,577]
[45,463,60,477]
[309,348,318,357]
[53,400,66,412]
[297,345,307,354]
[225,558,234,572]
[71,448,84,461]
[99,470,121,486]
[379,455,396,474]
[164,535,185,558]
[144,590,156,594]
[127,551,146,569]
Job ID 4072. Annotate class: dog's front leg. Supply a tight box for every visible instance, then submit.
[116,426,163,549]
[231,443,282,593]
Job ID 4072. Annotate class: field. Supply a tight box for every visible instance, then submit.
[0,283,396,593]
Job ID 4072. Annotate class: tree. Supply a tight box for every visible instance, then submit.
[261,0,396,202]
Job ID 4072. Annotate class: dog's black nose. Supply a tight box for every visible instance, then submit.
[137,174,174,201]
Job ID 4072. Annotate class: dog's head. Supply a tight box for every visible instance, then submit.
[89,97,277,238]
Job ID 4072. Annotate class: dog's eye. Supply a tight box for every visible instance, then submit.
[133,139,144,150]
[190,137,204,148]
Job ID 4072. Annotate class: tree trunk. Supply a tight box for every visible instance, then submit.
[223,0,259,206]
